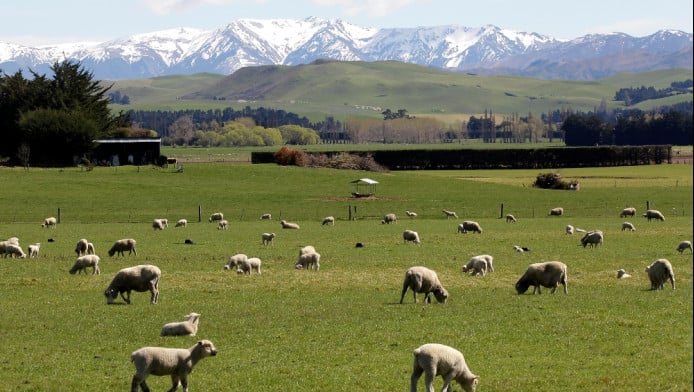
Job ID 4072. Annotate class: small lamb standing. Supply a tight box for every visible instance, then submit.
[462,255,494,276]
[642,209,665,221]
[161,313,201,337]
[621,222,636,231]
[260,213,272,220]
[208,212,224,223]
[565,225,575,235]
[403,230,421,245]
[130,339,217,392]
[620,207,636,218]
[442,209,458,219]
[261,232,276,246]
[505,214,517,223]
[236,257,262,275]
[410,343,479,392]
[217,219,229,230]
[224,254,248,270]
[108,239,137,257]
[381,213,397,224]
[580,230,604,248]
[321,216,335,226]
[41,217,57,228]
[75,238,90,256]
[175,219,187,228]
[69,254,101,275]
[295,246,321,271]
[515,261,568,295]
[645,259,675,290]
[676,240,693,254]
[549,207,564,216]
[457,221,483,234]
[3,243,26,258]
[280,219,300,229]
[28,243,40,258]
[400,266,448,304]
[104,264,161,304]
[152,219,167,230]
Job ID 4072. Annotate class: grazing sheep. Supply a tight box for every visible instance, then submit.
[457,221,483,234]
[237,257,262,275]
[410,343,479,392]
[505,214,517,223]
[621,222,636,232]
[75,238,90,256]
[224,254,248,270]
[617,269,632,279]
[400,266,448,304]
[515,261,568,295]
[130,339,217,392]
[175,219,187,228]
[3,243,26,258]
[620,207,636,218]
[28,243,40,258]
[580,230,604,248]
[108,239,137,257]
[280,219,300,229]
[355,242,365,248]
[513,246,531,253]
[208,212,224,223]
[565,225,575,235]
[152,218,166,230]
[86,242,95,255]
[184,239,194,245]
[462,255,494,276]
[381,213,397,224]
[261,232,276,246]
[321,216,335,226]
[403,230,421,245]
[406,210,418,218]
[295,251,321,271]
[217,219,229,230]
[41,216,57,228]
[645,259,675,290]
[676,240,693,254]
[104,264,161,304]
[642,209,665,221]
[549,207,564,216]
[69,254,101,275]
[260,213,272,220]
[442,209,458,219]
[161,313,201,337]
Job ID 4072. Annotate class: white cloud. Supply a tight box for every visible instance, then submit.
[142,0,246,15]
[311,0,418,17]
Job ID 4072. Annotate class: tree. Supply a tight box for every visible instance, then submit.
[168,116,195,145]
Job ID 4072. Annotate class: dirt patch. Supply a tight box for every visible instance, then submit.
[317,196,404,202]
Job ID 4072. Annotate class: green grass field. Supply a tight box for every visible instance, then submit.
[0,161,691,391]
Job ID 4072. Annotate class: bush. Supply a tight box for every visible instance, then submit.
[533,172,570,189]
[274,146,307,166]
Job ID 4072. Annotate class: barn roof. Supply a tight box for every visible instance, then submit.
[350,178,379,185]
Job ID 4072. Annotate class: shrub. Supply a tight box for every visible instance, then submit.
[274,146,307,166]
[534,172,571,189]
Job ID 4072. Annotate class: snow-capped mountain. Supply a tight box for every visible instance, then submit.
[0,17,691,80]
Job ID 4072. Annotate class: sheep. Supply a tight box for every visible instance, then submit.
[621,222,635,232]
[400,266,448,304]
[280,219,300,229]
[160,313,201,337]
[224,254,248,270]
[381,213,397,224]
[86,242,95,255]
[208,212,224,223]
[217,219,229,230]
[108,239,137,257]
[260,213,272,220]
[237,257,262,275]
[130,339,217,392]
[104,264,161,304]
[299,245,316,256]
[410,343,479,392]
[75,238,90,256]
[3,243,26,258]
[406,210,418,218]
[549,207,564,216]
[642,209,665,221]
[580,230,604,248]
[457,221,483,234]
[442,209,458,219]
[403,230,421,245]
[69,254,101,275]
[152,218,166,230]
[175,219,188,228]
[513,246,531,253]
[645,259,675,290]
[28,243,40,258]
[515,261,568,295]
[505,214,517,223]
[620,207,636,218]
[462,255,494,276]
[261,232,275,246]
[321,216,335,226]
[565,225,574,235]
[41,216,57,228]
[295,251,321,271]
[616,269,632,279]
[676,240,693,254]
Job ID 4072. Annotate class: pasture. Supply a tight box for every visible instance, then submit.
[0,162,691,391]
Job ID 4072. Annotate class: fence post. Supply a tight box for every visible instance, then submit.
[499,203,504,219]
[646,201,650,211]
[57,208,61,224]
[348,205,352,221]
[198,206,202,223]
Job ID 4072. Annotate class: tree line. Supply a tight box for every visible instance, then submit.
[614,80,692,106]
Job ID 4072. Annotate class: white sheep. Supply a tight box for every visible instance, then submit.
[642,209,665,221]
[280,219,300,229]
[161,313,201,337]
[86,242,95,255]
[549,207,564,216]
[616,269,632,279]
[108,238,137,257]
[457,221,482,234]
[505,214,517,223]
[620,207,636,218]
[28,243,40,258]
[515,261,568,295]
[224,254,248,270]
[321,216,335,226]
[442,209,458,219]
[0,238,20,258]
[175,219,188,228]
[237,257,262,275]
[621,222,635,232]
[676,240,693,254]
[295,251,321,271]
[130,339,217,392]
[75,238,90,256]
[41,216,57,228]
[261,232,275,246]
[381,213,397,224]
[260,213,272,220]
[403,230,421,245]
[406,210,418,218]
[645,259,675,290]
[565,225,574,235]
[104,264,161,304]
[580,230,604,248]
[208,212,224,223]
[513,246,531,253]
[217,219,229,230]
[152,218,166,230]
[400,266,448,304]
[462,255,494,276]
[3,243,26,258]
[69,254,101,275]
[410,343,479,392]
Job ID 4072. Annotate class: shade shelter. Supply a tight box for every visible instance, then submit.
[350,178,378,197]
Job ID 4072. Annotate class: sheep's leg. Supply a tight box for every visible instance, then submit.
[167,375,182,392]
[399,284,410,304]
[410,363,424,392]
[122,290,131,304]
[131,374,150,392]
[423,372,437,392]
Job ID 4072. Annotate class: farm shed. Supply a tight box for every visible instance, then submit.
[92,138,161,166]
[351,178,378,197]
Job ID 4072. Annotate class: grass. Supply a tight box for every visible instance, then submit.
[0,161,691,391]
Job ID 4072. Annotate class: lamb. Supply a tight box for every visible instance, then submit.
[381,213,397,224]
[152,218,166,230]
[104,264,161,304]
[75,238,90,256]
[224,254,248,270]
[505,214,517,223]
[175,219,188,228]
[565,225,574,235]
[108,239,137,257]
[620,207,636,218]
[457,221,483,234]
[295,251,321,271]
[261,232,275,246]
[642,209,665,221]
[549,207,564,216]
[645,259,675,290]
[321,216,335,226]
[406,210,418,218]
[130,339,217,392]
[515,261,568,295]
[513,246,530,253]
[280,219,300,229]
[442,209,458,219]
[236,257,262,275]
[403,230,421,245]
[86,242,95,255]
[260,213,272,220]
[621,222,635,231]
[580,230,604,248]
[410,343,479,392]
[28,243,40,258]
[217,219,229,230]
[617,269,632,279]
[160,313,201,337]
[676,240,693,253]
[3,243,26,258]
[208,212,224,223]
[69,254,101,275]
[41,216,57,228]
[0,238,20,257]
[462,255,494,276]
[400,266,448,304]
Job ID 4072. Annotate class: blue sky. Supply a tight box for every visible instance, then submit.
[2,0,692,46]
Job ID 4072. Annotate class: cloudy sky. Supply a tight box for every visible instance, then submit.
[2,0,692,46]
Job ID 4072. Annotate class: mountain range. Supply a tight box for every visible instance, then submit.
[0,17,691,81]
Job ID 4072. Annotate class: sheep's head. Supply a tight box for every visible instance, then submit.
[433,287,448,304]
[457,374,479,392]
[197,340,218,357]
[515,279,531,294]
[104,288,118,304]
